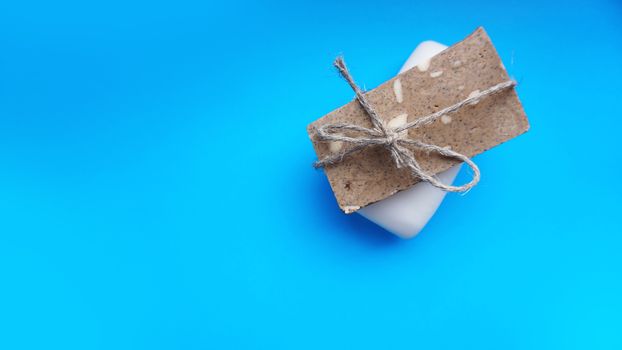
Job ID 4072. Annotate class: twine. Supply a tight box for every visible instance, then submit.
[313,56,516,192]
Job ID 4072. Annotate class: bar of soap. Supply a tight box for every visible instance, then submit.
[308,28,529,238]
[358,41,461,239]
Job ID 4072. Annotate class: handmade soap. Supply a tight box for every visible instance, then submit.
[308,27,529,236]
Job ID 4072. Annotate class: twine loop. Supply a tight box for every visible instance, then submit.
[313,56,517,193]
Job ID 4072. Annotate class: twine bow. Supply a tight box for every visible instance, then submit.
[313,56,516,192]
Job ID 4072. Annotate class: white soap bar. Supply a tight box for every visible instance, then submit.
[357,41,462,239]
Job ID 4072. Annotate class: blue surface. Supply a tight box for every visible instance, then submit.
[1,0,621,349]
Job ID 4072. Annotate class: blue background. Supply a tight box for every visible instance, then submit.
[1,0,621,349]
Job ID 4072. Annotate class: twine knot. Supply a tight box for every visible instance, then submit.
[313,56,516,193]
[384,130,400,147]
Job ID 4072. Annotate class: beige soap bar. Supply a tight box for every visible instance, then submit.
[307,27,529,213]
